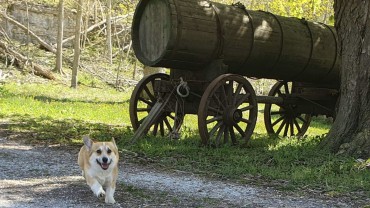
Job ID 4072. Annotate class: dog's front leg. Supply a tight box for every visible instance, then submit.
[105,181,116,204]
[85,175,105,197]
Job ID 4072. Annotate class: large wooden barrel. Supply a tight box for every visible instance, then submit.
[132,0,340,86]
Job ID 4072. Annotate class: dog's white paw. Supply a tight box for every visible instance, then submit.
[105,197,115,204]
[91,183,105,198]
[96,188,106,198]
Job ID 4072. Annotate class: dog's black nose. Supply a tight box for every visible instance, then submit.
[102,157,108,163]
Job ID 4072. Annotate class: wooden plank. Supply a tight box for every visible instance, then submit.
[180,16,217,33]
[131,98,170,143]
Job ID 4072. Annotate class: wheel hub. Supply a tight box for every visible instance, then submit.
[225,108,243,125]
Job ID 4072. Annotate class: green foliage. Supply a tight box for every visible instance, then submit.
[213,0,334,25]
[0,81,369,199]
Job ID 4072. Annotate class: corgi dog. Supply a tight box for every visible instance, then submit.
[78,135,119,204]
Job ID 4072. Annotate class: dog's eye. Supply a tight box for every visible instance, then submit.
[107,149,112,154]
[96,150,102,154]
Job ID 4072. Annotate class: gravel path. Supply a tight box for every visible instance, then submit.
[0,137,367,207]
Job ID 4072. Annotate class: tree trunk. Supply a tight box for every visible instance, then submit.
[71,0,83,88]
[56,0,64,74]
[106,0,113,64]
[323,0,370,158]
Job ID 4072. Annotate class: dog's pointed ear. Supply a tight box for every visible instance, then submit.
[83,135,93,151]
[112,137,117,148]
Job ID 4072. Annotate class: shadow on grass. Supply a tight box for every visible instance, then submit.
[33,95,130,105]
[0,113,134,145]
[0,86,130,105]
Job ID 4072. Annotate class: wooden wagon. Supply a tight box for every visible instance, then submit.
[129,0,340,146]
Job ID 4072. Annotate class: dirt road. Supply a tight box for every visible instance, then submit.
[0,137,367,207]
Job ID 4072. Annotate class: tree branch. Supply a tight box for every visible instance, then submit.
[0,12,57,54]
[61,13,133,45]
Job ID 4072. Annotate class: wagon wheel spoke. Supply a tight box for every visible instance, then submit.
[138,97,154,106]
[276,89,283,97]
[212,93,226,110]
[230,126,237,144]
[224,126,229,144]
[233,123,246,138]
[233,83,243,106]
[272,116,285,127]
[289,119,294,136]
[297,116,307,123]
[153,122,159,136]
[143,85,156,101]
[138,117,146,125]
[276,119,287,135]
[271,110,284,115]
[209,106,223,115]
[240,104,254,112]
[283,119,289,137]
[149,79,155,92]
[215,125,225,146]
[221,84,228,105]
[207,116,223,124]
[160,120,165,136]
[164,117,173,132]
[236,93,250,107]
[137,107,151,112]
[240,118,252,124]
[283,83,290,94]
[227,81,234,105]
[167,114,175,121]
[209,121,223,139]
[293,118,302,134]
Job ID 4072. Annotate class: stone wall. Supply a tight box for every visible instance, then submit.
[2,3,76,46]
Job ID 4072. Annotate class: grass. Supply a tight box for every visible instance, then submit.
[0,80,369,199]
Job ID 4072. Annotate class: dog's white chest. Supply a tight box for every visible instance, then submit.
[88,167,112,185]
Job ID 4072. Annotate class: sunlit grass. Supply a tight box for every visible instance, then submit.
[0,82,132,125]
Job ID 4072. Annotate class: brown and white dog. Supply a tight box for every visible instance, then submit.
[78,135,119,204]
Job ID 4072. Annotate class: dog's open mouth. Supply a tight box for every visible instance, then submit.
[96,159,111,170]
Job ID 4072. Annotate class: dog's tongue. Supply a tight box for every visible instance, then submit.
[101,163,109,169]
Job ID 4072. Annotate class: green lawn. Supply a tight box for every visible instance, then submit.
[0,81,369,199]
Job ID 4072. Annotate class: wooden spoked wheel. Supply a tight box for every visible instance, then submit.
[129,73,178,137]
[198,74,258,146]
[264,81,312,137]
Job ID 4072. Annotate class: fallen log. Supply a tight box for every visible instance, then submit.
[0,40,55,80]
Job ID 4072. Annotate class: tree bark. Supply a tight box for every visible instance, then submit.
[323,0,370,158]
[106,0,113,64]
[71,0,83,89]
[56,0,64,73]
